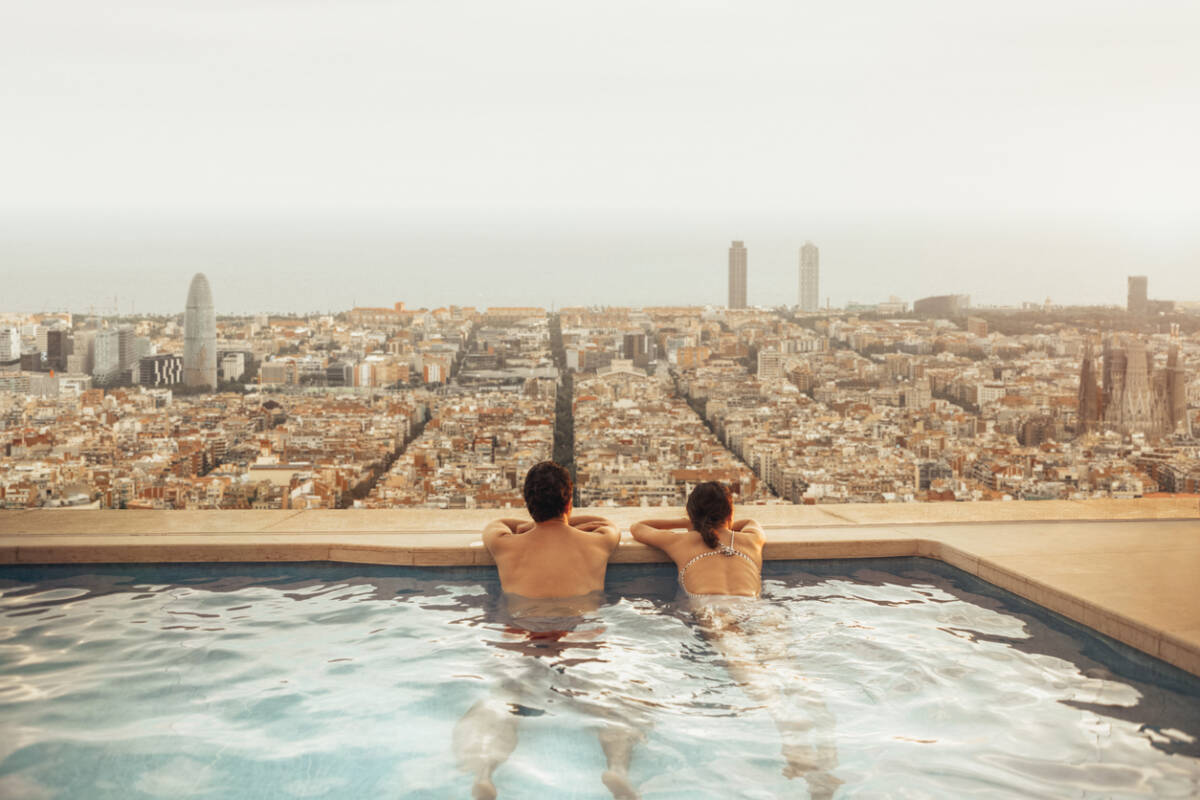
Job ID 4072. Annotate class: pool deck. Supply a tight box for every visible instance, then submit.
[1,499,1198,677]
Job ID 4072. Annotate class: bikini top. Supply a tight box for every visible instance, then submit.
[677,529,759,596]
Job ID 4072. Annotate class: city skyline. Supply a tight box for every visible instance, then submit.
[3,219,1199,315]
[3,302,1197,512]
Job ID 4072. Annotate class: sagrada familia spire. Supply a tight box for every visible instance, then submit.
[1077,331,1190,439]
[1076,338,1100,434]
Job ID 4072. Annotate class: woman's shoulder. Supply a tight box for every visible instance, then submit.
[674,531,718,557]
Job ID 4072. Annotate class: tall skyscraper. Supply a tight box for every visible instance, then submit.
[622,332,651,367]
[728,240,747,309]
[183,272,217,390]
[0,327,19,367]
[68,330,95,375]
[1127,275,1148,315]
[117,326,135,376]
[799,241,819,311]
[92,328,120,384]
[46,329,70,372]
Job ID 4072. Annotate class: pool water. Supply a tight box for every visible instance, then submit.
[1,558,1198,799]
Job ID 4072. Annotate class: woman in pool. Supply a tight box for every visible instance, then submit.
[630,481,764,601]
[632,482,842,799]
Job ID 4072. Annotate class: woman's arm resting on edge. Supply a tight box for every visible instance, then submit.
[630,518,691,550]
[634,517,692,531]
[731,518,765,538]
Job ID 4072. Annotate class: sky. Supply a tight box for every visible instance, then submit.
[3,0,1199,313]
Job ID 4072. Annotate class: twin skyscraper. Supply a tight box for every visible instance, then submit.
[727,240,820,311]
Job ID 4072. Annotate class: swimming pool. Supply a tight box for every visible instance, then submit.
[1,558,1198,799]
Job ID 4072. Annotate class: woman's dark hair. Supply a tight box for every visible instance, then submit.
[686,481,733,549]
[523,461,573,522]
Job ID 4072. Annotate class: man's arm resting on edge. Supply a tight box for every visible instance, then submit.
[569,515,620,550]
[482,518,531,550]
[568,514,611,527]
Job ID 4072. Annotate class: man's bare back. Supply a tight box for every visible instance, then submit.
[482,514,620,600]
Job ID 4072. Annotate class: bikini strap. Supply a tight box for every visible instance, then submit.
[722,529,737,555]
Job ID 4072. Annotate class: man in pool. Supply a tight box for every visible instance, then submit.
[454,461,640,800]
[481,460,620,599]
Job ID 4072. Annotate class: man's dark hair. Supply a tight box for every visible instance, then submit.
[523,461,573,522]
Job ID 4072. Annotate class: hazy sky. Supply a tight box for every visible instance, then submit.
[3,1,1199,313]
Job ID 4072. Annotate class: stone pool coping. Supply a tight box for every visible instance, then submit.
[1,498,1198,677]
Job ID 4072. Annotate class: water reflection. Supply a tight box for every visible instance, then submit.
[450,590,648,799]
[0,559,1198,798]
[766,558,1200,770]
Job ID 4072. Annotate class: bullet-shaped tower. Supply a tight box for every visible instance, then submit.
[183,273,217,390]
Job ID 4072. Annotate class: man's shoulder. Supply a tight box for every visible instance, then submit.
[488,521,619,557]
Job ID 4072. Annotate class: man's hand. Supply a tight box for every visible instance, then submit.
[568,514,608,526]
[569,515,617,535]
[483,517,533,550]
[569,515,619,551]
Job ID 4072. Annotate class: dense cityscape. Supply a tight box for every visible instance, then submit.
[2,245,1198,511]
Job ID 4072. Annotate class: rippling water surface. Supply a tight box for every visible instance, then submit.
[0,558,1198,799]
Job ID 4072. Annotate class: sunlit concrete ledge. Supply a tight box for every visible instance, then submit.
[1,499,1198,677]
